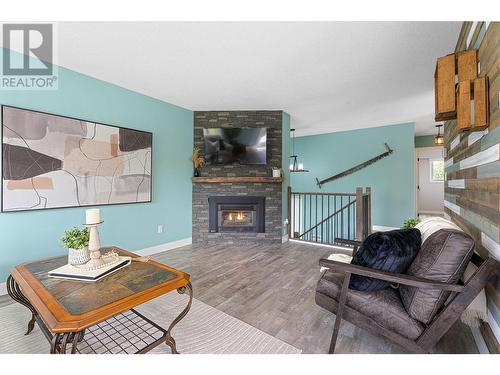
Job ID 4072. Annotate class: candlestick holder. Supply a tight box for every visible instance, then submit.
[84,221,105,268]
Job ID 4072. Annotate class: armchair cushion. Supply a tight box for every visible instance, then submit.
[349,228,421,291]
[317,271,426,340]
[400,228,475,324]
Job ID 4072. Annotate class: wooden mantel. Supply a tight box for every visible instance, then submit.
[192,176,283,183]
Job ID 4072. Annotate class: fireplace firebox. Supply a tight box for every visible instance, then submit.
[208,196,265,233]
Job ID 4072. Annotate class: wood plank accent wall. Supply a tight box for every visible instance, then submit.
[444,22,500,351]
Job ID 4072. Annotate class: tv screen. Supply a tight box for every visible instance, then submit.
[203,128,267,165]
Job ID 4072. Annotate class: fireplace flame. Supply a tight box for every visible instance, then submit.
[237,212,243,221]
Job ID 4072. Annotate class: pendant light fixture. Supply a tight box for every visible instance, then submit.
[290,128,309,172]
[434,124,444,145]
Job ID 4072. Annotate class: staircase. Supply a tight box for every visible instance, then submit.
[287,187,371,247]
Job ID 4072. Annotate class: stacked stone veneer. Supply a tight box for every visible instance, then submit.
[193,111,283,245]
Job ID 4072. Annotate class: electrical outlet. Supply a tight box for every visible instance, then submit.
[157,224,164,234]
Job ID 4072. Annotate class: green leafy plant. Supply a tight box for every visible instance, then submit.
[403,218,420,229]
[60,227,89,249]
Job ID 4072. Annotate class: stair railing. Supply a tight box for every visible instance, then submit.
[287,187,371,247]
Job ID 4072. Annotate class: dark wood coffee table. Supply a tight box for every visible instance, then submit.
[7,247,192,354]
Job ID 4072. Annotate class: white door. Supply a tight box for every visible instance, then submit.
[416,147,444,217]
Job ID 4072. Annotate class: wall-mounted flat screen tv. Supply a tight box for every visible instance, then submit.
[203,128,267,165]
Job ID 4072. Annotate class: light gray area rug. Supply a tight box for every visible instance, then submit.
[0,292,301,354]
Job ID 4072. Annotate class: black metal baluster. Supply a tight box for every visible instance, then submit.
[315,195,318,243]
[341,196,344,240]
[308,194,312,241]
[347,196,351,240]
[327,195,330,244]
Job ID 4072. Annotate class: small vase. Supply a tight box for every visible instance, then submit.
[272,169,281,178]
[68,247,90,266]
[194,168,201,177]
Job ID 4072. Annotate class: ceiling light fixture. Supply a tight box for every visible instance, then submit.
[435,124,444,145]
[290,128,309,173]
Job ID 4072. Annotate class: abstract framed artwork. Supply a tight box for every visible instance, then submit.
[1,105,152,212]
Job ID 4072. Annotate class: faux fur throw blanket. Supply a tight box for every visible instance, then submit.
[320,253,352,273]
[460,263,488,327]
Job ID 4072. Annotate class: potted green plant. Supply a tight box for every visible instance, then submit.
[403,218,420,229]
[61,227,90,265]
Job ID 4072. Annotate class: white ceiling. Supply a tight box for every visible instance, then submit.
[53,22,460,136]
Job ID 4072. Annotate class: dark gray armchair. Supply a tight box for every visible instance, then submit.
[316,231,499,353]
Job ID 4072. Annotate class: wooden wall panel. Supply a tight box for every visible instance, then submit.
[444,22,500,353]
[474,77,489,128]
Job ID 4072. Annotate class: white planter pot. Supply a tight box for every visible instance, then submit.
[68,247,90,265]
[272,169,281,178]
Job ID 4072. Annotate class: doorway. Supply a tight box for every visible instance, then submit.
[416,147,444,218]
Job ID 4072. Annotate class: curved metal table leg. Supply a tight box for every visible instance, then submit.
[165,282,193,354]
[6,275,38,335]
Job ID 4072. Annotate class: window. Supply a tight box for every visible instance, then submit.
[430,160,444,182]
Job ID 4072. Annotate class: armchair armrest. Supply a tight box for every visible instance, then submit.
[335,238,362,248]
[319,259,464,292]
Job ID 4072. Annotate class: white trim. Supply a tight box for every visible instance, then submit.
[450,135,460,151]
[468,129,488,146]
[481,232,500,260]
[282,235,289,243]
[460,144,500,170]
[0,237,194,296]
[447,179,465,189]
[470,325,489,354]
[289,239,353,252]
[372,225,399,232]
[444,200,461,215]
[135,237,192,256]
[466,21,479,48]
[444,157,454,169]
[487,310,500,345]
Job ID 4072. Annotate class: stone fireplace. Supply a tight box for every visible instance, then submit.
[192,110,286,245]
[209,196,265,233]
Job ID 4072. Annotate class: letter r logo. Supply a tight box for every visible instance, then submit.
[2,24,53,76]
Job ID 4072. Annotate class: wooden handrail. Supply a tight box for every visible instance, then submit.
[291,191,356,197]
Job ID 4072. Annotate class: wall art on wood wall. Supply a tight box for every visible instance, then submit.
[1,105,152,212]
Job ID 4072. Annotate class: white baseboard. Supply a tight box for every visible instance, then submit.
[135,237,192,256]
[0,237,193,296]
[289,239,354,253]
[372,225,399,232]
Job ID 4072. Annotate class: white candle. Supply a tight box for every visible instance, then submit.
[86,208,101,225]
[298,163,304,170]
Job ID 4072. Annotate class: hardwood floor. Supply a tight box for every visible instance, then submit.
[152,240,478,354]
[0,240,479,353]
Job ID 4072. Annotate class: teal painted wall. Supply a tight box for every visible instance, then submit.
[0,49,193,280]
[291,123,415,228]
[415,135,436,148]
[281,112,291,236]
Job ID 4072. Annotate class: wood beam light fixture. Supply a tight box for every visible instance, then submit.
[434,49,489,132]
